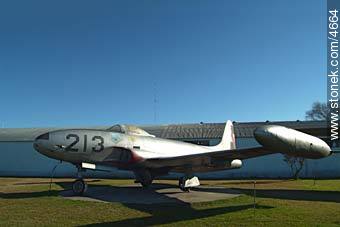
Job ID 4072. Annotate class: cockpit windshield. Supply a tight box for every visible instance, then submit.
[107,124,125,133]
[107,124,155,137]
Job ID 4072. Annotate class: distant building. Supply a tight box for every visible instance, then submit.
[0,120,338,179]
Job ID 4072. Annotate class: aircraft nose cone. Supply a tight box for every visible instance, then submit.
[33,140,43,154]
[33,141,39,150]
[36,132,50,141]
[33,133,50,155]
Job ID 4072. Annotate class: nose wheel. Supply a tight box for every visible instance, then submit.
[72,179,87,195]
[72,164,88,195]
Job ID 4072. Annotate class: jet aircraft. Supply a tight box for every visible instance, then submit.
[33,121,332,194]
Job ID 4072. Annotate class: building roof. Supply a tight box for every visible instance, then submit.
[0,120,327,142]
[145,120,327,139]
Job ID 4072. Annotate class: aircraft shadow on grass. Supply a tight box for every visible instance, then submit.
[0,190,60,198]
[78,183,339,226]
[0,181,271,226]
[58,182,243,204]
[1,180,340,204]
[81,203,271,227]
[64,182,271,227]
[2,181,339,226]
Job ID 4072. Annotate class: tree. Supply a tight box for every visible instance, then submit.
[305,101,338,148]
[305,101,329,121]
[283,155,305,179]
[283,101,328,179]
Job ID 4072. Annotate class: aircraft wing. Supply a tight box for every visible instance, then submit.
[142,146,275,171]
[207,146,275,160]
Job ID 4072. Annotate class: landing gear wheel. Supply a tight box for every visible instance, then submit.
[181,187,190,192]
[72,179,87,195]
[134,169,154,188]
[141,179,153,188]
[179,177,190,192]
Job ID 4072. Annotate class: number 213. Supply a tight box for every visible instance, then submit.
[65,134,104,152]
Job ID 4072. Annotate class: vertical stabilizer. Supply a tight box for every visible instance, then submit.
[210,120,236,151]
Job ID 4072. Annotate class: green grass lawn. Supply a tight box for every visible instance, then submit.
[1,178,340,226]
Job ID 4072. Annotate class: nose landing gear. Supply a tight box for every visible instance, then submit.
[72,178,87,195]
[72,165,88,195]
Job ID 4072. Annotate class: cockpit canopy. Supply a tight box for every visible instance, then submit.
[107,124,155,137]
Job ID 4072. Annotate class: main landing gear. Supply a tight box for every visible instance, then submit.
[179,176,200,192]
[72,165,88,196]
[133,168,200,192]
[134,169,154,188]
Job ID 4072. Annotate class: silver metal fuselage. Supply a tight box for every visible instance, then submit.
[34,129,213,168]
[33,124,332,174]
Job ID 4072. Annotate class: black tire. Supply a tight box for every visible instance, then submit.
[180,187,190,192]
[178,177,184,188]
[179,177,190,192]
[141,179,153,188]
[72,179,87,195]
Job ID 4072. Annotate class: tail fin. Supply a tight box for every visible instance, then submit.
[210,120,236,151]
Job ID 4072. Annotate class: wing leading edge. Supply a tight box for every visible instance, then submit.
[142,146,275,170]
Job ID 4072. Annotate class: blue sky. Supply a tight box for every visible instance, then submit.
[0,0,326,127]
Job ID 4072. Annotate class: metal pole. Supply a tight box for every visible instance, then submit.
[253,178,256,217]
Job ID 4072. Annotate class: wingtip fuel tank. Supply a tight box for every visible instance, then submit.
[254,125,332,159]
